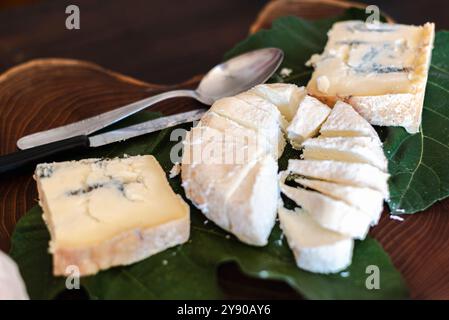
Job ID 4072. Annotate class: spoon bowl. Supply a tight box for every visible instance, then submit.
[196,48,284,104]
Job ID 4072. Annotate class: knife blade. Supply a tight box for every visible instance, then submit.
[88,108,205,147]
[0,109,205,174]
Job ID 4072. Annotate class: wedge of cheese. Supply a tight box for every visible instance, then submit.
[302,136,388,171]
[306,20,435,133]
[286,95,331,148]
[280,179,370,239]
[278,206,353,274]
[250,83,306,121]
[294,177,384,225]
[35,155,190,276]
[182,125,278,245]
[210,96,286,157]
[320,101,380,140]
[287,159,390,197]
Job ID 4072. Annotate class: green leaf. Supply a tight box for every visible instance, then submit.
[385,32,449,213]
[11,197,407,300]
[10,9,410,299]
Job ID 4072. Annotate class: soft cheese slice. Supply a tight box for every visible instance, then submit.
[250,83,306,121]
[319,101,380,140]
[210,96,286,156]
[198,111,278,158]
[225,155,279,245]
[286,95,331,148]
[280,178,370,239]
[182,126,278,245]
[287,159,390,197]
[306,20,435,133]
[35,155,190,276]
[278,206,353,274]
[182,126,264,230]
[294,177,384,225]
[302,136,388,171]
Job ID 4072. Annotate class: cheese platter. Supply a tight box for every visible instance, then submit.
[1,1,449,299]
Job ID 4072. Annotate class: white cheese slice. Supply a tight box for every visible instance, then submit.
[306,20,435,133]
[302,136,388,171]
[319,101,380,140]
[0,251,29,300]
[287,159,390,197]
[198,111,278,158]
[279,178,371,239]
[181,126,264,230]
[35,155,190,276]
[294,177,384,225]
[225,155,279,245]
[250,83,306,121]
[286,95,331,148]
[210,96,286,157]
[181,126,278,245]
[278,206,353,274]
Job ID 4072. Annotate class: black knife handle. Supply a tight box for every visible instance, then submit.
[0,135,90,174]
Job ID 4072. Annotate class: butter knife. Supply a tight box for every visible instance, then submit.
[0,109,205,174]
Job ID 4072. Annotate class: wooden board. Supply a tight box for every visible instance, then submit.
[0,0,448,299]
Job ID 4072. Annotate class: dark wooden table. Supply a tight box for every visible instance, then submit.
[1,0,449,300]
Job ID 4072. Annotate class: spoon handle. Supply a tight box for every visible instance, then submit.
[16,89,199,150]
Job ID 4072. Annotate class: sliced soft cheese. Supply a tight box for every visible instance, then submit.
[182,126,264,230]
[225,155,279,245]
[35,155,190,276]
[287,159,390,197]
[278,206,353,274]
[198,111,279,158]
[306,20,435,133]
[250,83,306,121]
[210,96,286,157]
[302,136,388,171]
[286,95,331,148]
[181,126,278,245]
[320,101,380,140]
[279,178,370,239]
[294,177,384,225]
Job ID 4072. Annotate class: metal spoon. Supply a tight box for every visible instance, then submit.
[17,48,284,150]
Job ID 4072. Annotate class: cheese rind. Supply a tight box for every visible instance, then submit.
[280,179,370,239]
[286,95,331,148]
[35,155,190,276]
[306,20,435,133]
[278,206,353,274]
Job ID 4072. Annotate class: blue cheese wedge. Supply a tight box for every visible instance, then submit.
[278,206,353,274]
[302,136,388,171]
[35,155,190,276]
[307,20,435,133]
[286,95,331,148]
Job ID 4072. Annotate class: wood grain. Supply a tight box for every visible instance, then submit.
[0,0,448,299]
